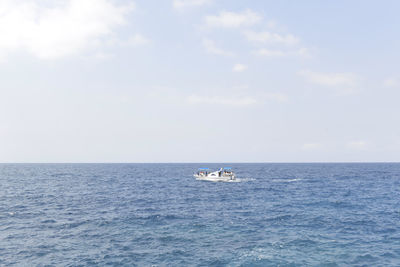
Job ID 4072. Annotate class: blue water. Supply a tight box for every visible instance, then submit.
[1,163,400,266]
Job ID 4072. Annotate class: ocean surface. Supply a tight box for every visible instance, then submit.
[1,163,400,266]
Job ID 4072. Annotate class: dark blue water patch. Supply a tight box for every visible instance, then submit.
[1,163,400,266]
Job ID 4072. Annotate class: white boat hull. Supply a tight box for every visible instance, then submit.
[194,174,236,182]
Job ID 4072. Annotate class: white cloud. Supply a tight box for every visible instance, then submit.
[187,95,257,107]
[173,0,211,10]
[233,63,247,72]
[298,70,359,87]
[186,92,287,107]
[0,0,134,60]
[254,47,309,58]
[302,143,322,150]
[255,48,286,57]
[202,10,309,60]
[204,9,262,28]
[296,47,310,57]
[244,31,299,46]
[202,38,234,56]
[383,77,400,88]
[347,140,367,150]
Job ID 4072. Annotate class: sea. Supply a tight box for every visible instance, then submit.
[1,163,400,266]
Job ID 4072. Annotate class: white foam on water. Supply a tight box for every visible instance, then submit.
[226,177,255,183]
[287,178,302,182]
[196,177,255,183]
[272,178,302,183]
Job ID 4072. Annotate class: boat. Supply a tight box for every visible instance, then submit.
[194,167,236,182]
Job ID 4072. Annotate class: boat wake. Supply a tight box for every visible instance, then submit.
[272,178,302,183]
[212,177,255,183]
[235,177,255,182]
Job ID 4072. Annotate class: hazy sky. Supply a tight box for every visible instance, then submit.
[1,0,400,162]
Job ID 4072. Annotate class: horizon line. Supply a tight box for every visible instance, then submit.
[0,162,399,164]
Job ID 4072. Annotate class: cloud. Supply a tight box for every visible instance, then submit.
[173,0,212,10]
[244,31,299,46]
[202,10,309,60]
[254,48,309,58]
[187,95,257,107]
[255,48,286,57]
[243,27,308,59]
[187,92,287,107]
[347,140,367,150]
[296,48,310,57]
[0,0,134,60]
[233,63,247,72]
[383,77,400,88]
[298,70,359,87]
[266,20,278,29]
[202,38,234,56]
[204,9,262,28]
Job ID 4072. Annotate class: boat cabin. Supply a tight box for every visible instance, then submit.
[222,167,233,176]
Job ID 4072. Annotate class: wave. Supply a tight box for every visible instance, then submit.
[272,178,302,183]
[229,177,255,183]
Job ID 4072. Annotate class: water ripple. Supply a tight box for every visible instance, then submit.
[1,163,400,266]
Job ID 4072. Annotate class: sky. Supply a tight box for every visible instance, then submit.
[1,0,400,163]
